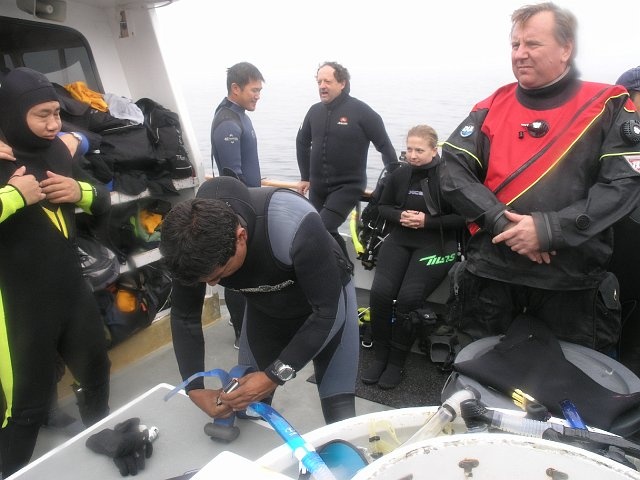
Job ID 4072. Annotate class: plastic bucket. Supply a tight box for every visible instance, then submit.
[351,433,640,479]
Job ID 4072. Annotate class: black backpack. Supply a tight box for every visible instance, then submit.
[95,264,172,347]
[136,98,193,179]
[76,232,120,292]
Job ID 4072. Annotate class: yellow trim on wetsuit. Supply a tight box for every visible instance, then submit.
[0,185,26,224]
[0,290,13,427]
[349,209,364,255]
[76,181,94,212]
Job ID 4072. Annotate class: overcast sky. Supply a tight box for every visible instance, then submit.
[156,0,637,85]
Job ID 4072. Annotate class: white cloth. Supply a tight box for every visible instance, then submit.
[104,92,144,124]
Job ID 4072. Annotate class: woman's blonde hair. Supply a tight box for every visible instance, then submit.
[407,125,438,149]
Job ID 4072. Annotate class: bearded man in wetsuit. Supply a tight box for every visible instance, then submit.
[439,2,640,353]
[296,61,397,256]
[160,176,358,424]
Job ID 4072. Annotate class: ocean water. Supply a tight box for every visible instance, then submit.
[177,67,514,192]
[156,0,632,192]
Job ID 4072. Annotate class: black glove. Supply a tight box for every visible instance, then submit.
[86,417,153,476]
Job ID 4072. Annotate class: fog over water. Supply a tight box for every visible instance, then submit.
[156,0,637,189]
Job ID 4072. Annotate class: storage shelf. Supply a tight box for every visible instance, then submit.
[99,176,199,271]
[110,176,198,205]
[120,248,163,273]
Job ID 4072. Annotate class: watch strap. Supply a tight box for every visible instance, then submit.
[265,361,286,386]
[265,359,296,385]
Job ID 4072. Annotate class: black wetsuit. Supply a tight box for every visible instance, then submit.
[370,160,464,362]
[296,91,396,250]
[0,69,111,477]
[440,70,640,352]
[170,182,359,424]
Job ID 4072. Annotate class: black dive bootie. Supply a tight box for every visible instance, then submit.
[378,349,407,389]
[320,393,356,424]
[361,360,387,385]
[377,363,403,390]
[378,337,409,389]
[361,345,389,385]
[377,313,413,389]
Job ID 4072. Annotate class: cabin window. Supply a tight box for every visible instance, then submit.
[0,15,102,91]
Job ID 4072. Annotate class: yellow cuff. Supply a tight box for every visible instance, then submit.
[76,181,95,212]
[0,185,26,223]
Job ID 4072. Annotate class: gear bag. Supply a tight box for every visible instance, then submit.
[76,232,120,292]
[136,97,193,179]
[354,161,403,270]
[95,264,172,347]
[92,197,172,264]
[453,314,640,435]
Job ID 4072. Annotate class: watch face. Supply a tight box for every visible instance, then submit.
[277,364,295,381]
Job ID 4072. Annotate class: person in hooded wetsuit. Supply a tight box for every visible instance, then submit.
[361,125,465,389]
[0,67,111,477]
[296,61,397,256]
[160,176,358,425]
[0,141,12,161]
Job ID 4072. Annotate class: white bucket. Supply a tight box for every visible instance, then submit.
[351,433,640,480]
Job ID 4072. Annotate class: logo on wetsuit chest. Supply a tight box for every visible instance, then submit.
[459,125,474,137]
[224,133,239,144]
[625,155,640,173]
[337,116,349,126]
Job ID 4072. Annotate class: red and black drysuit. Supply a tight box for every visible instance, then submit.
[440,69,640,352]
[0,68,110,477]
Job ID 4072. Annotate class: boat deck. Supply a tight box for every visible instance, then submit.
[23,287,389,479]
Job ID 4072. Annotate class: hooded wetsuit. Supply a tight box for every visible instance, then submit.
[170,178,359,424]
[0,68,111,476]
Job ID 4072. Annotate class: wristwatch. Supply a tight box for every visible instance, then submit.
[267,360,296,385]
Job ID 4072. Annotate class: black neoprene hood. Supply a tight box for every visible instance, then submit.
[0,67,58,149]
[196,176,256,236]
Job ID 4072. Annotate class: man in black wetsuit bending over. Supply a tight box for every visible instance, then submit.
[160,176,358,424]
[296,61,397,255]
